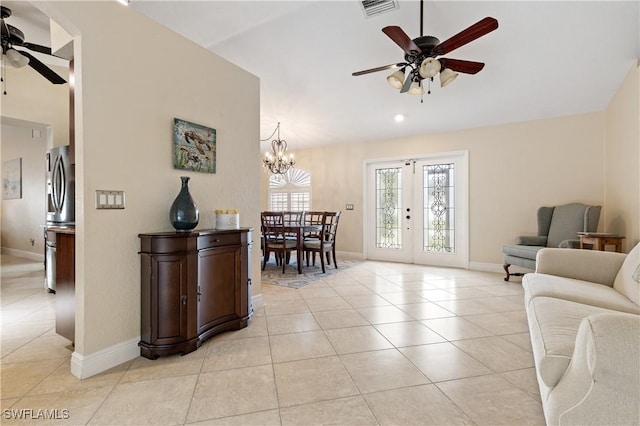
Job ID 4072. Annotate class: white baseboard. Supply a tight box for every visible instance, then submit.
[70,337,139,380]
[1,247,45,262]
[336,251,364,260]
[251,293,264,309]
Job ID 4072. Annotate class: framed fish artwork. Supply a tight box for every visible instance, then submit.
[173,118,216,174]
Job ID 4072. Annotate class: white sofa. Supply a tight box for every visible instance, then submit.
[522,243,640,425]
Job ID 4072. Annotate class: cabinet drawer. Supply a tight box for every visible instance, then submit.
[197,233,240,249]
[140,236,197,254]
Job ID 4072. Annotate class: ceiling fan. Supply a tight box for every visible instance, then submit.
[352,0,498,97]
[1,5,66,85]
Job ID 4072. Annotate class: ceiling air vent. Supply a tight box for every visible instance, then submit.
[360,0,399,18]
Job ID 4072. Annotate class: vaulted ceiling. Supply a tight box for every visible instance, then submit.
[6,1,639,150]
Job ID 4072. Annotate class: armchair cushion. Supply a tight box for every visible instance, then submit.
[515,235,547,246]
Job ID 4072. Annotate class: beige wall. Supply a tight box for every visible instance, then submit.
[604,62,640,251]
[264,112,607,266]
[0,64,70,149]
[38,1,261,360]
[263,61,640,263]
[1,61,68,259]
[0,120,48,257]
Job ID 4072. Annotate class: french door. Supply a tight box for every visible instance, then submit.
[365,151,468,268]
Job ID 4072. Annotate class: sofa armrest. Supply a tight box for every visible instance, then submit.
[516,235,547,246]
[536,248,626,286]
[583,313,640,395]
[547,312,640,425]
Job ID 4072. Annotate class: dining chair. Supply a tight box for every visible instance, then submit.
[282,211,304,241]
[303,211,341,273]
[283,211,304,225]
[302,211,324,241]
[261,211,296,273]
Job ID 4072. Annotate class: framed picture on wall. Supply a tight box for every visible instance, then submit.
[2,158,22,200]
[173,118,216,174]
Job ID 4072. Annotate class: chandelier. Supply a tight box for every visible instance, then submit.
[262,122,295,175]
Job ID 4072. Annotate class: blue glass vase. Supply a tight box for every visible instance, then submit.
[169,176,199,232]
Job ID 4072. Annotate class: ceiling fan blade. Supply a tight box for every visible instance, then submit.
[432,17,498,56]
[352,63,406,76]
[439,58,485,74]
[1,18,9,40]
[22,42,53,56]
[382,26,421,55]
[399,71,414,94]
[18,50,67,84]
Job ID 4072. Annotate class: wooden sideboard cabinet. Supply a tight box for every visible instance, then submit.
[138,228,252,359]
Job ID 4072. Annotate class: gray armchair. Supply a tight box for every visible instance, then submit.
[502,203,601,281]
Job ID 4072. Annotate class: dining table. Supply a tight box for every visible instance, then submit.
[279,222,323,274]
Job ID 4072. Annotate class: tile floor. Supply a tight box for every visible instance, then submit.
[1,254,545,425]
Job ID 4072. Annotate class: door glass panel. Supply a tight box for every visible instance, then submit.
[375,167,403,249]
[423,163,455,253]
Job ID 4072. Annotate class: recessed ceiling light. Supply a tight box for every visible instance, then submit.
[394,114,405,123]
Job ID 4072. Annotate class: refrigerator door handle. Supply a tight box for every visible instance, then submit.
[51,155,66,214]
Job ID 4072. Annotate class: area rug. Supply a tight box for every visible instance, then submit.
[260,256,362,289]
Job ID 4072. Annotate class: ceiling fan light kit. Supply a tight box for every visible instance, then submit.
[5,48,28,68]
[408,81,424,95]
[418,57,440,79]
[386,69,405,89]
[1,5,67,93]
[352,0,498,101]
[440,68,458,87]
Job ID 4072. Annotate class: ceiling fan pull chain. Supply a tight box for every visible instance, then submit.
[1,59,6,95]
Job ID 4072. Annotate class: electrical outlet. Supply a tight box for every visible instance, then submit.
[346,204,354,210]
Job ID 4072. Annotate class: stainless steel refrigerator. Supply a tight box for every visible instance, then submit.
[45,145,75,292]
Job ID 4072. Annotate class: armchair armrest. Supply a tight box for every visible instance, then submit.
[536,248,626,286]
[548,312,640,425]
[558,239,581,249]
[516,235,547,246]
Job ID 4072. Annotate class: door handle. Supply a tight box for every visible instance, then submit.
[181,295,187,305]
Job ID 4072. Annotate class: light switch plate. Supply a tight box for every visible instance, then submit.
[346,204,354,210]
[96,190,125,209]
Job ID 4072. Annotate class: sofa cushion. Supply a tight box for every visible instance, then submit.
[613,243,640,306]
[523,273,640,315]
[503,244,544,260]
[526,297,616,389]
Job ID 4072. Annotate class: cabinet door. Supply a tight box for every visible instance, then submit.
[150,254,193,345]
[197,245,241,335]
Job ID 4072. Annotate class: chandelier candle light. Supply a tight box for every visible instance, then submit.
[262,122,295,175]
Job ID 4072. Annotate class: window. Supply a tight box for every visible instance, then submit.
[268,168,311,211]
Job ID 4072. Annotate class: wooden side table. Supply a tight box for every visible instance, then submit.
[578,233,625,252]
